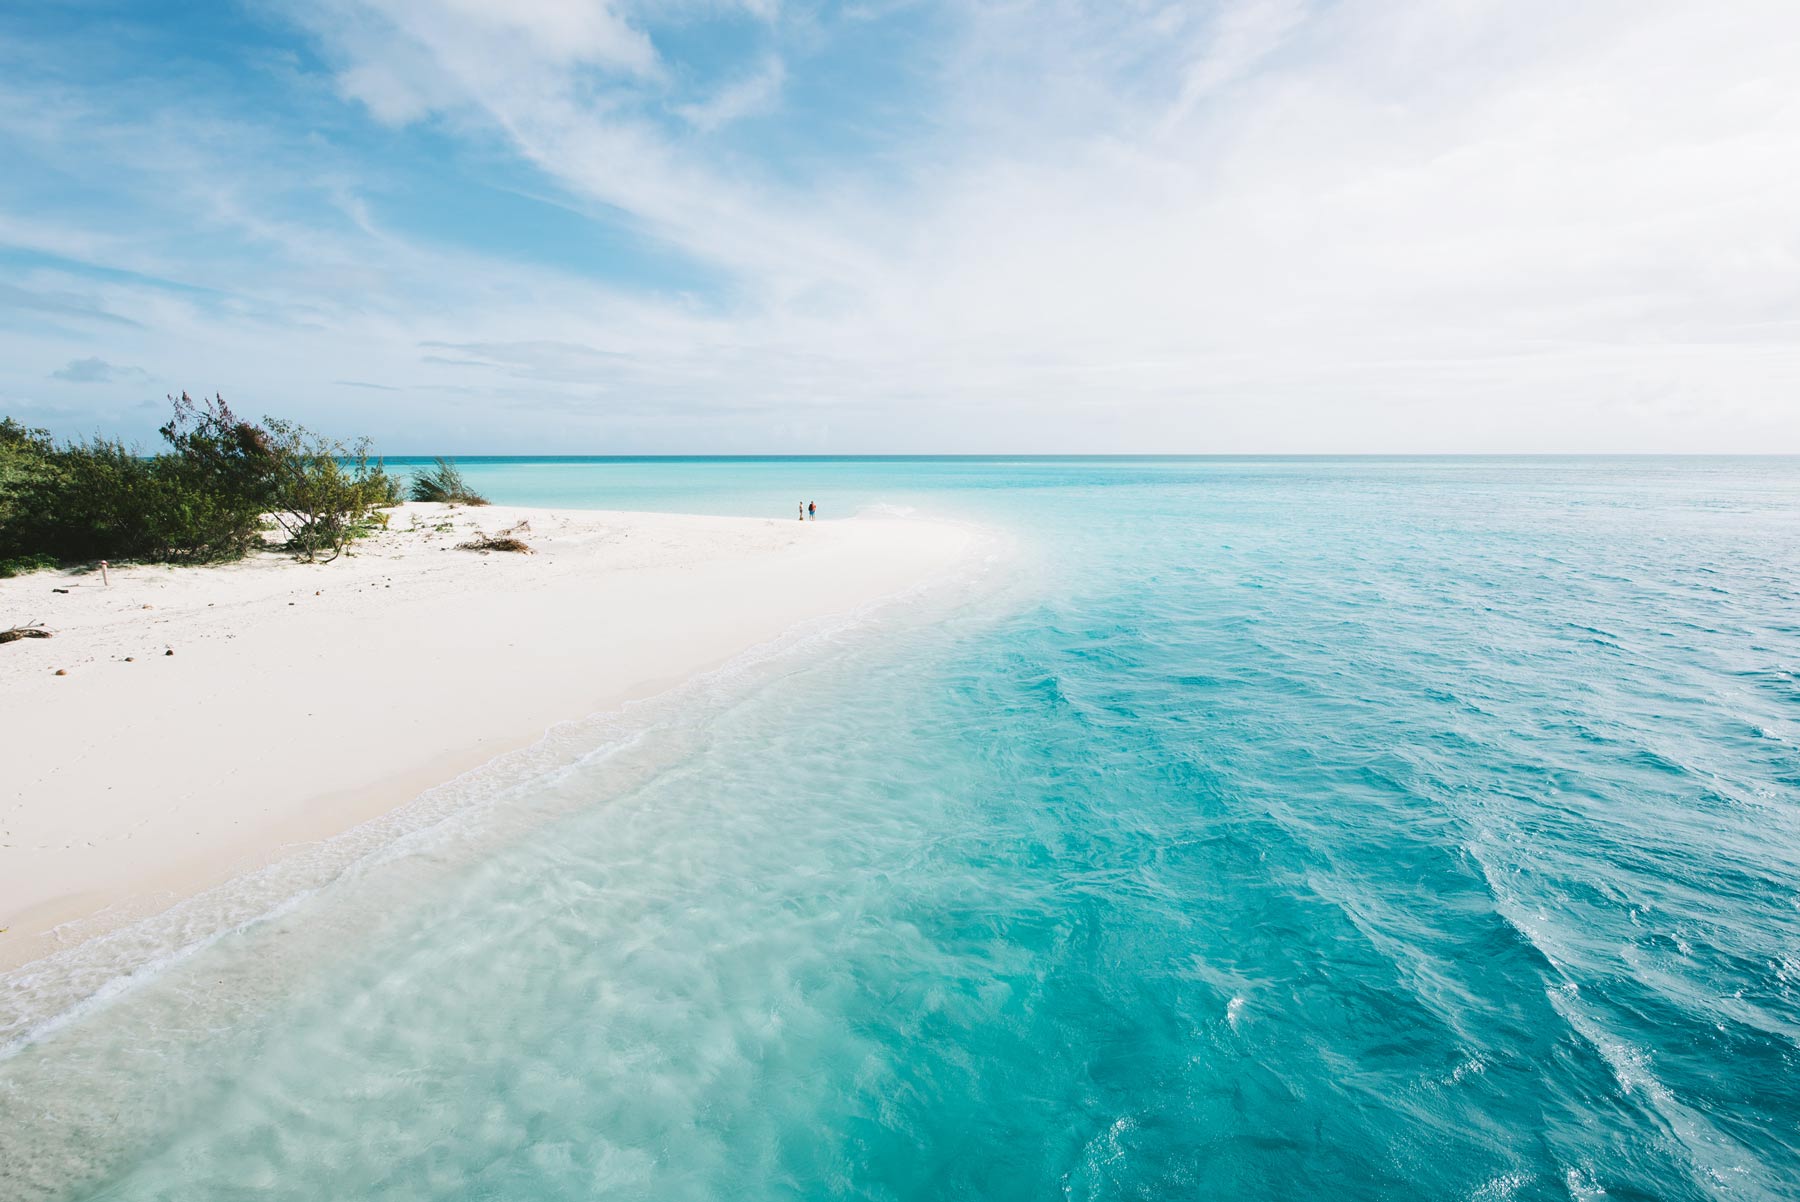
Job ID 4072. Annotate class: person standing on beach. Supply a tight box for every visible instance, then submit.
[808,501,816,521]
[799,502,804,521]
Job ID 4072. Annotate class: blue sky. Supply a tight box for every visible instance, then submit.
[2,0,1798,453]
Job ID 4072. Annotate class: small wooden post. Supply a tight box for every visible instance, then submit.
[100,559,110,586]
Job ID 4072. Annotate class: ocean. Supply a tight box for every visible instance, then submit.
[4,456,1798,1200]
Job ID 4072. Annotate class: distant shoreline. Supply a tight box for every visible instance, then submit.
[0,503,972,975]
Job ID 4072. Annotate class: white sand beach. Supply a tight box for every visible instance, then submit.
[0,504,972,972]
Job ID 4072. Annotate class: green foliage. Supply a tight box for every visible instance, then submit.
[0,395,395,568]
[0,552,57,578]
[367,467,406,508]
[0,418,54,485]
[159,393,279,518]
[3,436,166,563]
[0,396,276,564]
[149,394,279,560]
[264,421,397,562]
[0,419,55,537]
[409,458,488,505]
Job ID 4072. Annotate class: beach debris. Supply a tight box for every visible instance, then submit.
[166,648,175,656]
[1,621,53,645]
[100,559,110,586]
[456,531,534,555]
[54,668,67,676]
[52,587,69,594]
[125,656,136,662]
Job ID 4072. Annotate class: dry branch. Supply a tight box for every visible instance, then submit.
[456,534,534,555]
[1,621,53,645]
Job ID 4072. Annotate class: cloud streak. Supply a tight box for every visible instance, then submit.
[50,357,150,384]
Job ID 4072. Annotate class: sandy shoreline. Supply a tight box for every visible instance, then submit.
[0,504,972,973]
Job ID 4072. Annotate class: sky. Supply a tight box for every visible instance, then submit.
[1,0,1797,454]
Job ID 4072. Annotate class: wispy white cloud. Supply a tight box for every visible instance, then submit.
[1160,0,1308,128]
[287,0,873,293]
[321,0,659,124]
[675,56,786,131]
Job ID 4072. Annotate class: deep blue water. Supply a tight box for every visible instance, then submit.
[4,457,1799,1200]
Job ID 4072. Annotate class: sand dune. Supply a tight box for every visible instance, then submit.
[0,504,971,971]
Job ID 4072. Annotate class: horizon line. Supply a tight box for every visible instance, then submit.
[368,451,1800,460]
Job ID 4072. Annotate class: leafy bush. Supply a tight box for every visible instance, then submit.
[264,420,398,562]
[0,418,54,537]
[0,417,53,486]
[367,467,405,508]
[1,396,277,564]
[409,458,488,505]
[0,395,396,567]
[156,396,279,556]
[4,436,170,562]
[0,552,57,578]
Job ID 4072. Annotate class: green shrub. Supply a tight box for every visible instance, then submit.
[367,467,406,508]
[0,395,395,567]
[0,417,53,486]
[409,458,488,505]
[0,552,57,578]
[264,421,397,562]
[0,418,54,538]
[2,413,270,565]
[3,436,172,562]
[5,394,280,563]
[158,393,278,526]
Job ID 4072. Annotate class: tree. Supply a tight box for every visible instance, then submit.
[264,420,399,562]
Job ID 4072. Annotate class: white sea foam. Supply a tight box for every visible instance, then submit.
[1563,1165,1608,1200]
[1469,1170,1529,1201]
[1546,982,1757,1197]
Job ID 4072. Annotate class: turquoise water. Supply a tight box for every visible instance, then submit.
[5,457,1800,1200]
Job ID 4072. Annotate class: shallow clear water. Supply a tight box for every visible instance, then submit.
[5,457,1800,1201]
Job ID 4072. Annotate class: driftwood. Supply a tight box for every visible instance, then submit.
[456,533,534,555]
[0,621,53,645]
